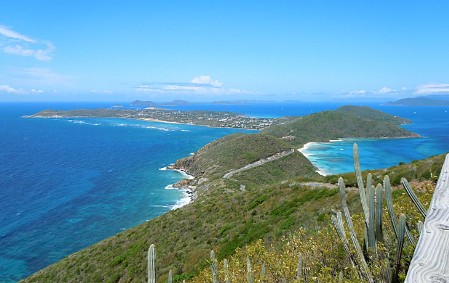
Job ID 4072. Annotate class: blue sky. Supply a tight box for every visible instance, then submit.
[1,1,449,102]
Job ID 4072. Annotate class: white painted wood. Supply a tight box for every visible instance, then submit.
[405,154,449,282]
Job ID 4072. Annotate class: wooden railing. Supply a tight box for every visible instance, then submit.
[405,154,449,282]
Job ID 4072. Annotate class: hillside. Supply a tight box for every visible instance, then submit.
[22,106,423,282]
[262,106,416,147]
[386,97,449,106]
[173,106,417,192]
[22,153,446,283]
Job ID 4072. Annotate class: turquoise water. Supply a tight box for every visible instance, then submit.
[299,106,449,175]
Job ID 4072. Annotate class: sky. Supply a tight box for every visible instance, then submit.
[1,1,449,102]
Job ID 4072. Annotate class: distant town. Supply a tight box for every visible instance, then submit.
[27,107,275,130]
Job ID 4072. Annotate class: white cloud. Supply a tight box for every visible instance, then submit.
[415,83,449,94]
[347,89,369,96]
[0,84,43,95]
[31,89,44,94]
[0,25,55,61]
[136,75,249,96]
[378,87,394,94]
[0,25,35,43]
[0,84,22,94]
[191,75,223,87]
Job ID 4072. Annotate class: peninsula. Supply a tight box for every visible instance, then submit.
[27,108,274,130]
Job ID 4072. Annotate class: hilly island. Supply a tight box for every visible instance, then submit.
[22,105,438,282]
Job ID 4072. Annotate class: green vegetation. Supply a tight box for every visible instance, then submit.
[174,106,416,191]
[190,146,435,282]
[23,153,443,282]
[192,176,432,282]
[325,153,444,186]
[263,107,416,147]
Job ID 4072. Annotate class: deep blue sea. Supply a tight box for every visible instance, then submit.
[1,101,448,282]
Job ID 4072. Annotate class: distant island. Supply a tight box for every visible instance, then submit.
[386,96,449,106]
[26,108,274,130]
[130,99,191,107]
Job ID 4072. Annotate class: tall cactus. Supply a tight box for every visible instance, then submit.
[367,183,376,253]
[401,178,427,218]
[417,221,424,236]
[210,250,218,283]
[393,214,406,283]
[261,262,267,283]
[375,184,384,242]
[384,176,399,238]
[147,244,156,283]
[338,271,344,283]
[336,177,373,282]
[296,254,303,280]
[224,258,230,283]
[353,144,369,223]
[246,256,254,283]
[385,176,415,245]
[168,269,173,283]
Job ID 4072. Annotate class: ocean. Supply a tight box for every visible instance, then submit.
[1,102,448,282]
[0,102,249,282]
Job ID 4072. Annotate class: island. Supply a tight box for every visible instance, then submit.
[26,108,275,130]
[385,97,449,106]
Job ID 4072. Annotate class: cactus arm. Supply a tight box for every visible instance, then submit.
[247,256,254,283]
[384,176,399,239]
[401,178,427,218]
[168,270,173,283]
[368,184,376,252]
[296,254,303,280]
[224,258,230,283]
[375,184,384,243]
[353,144,370,223]
[210,250,218,283]
[338,178,374,283]
[393,214,406,283]
[147,244,156,283]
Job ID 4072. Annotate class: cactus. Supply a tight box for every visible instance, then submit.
[246,256,254,283]
[401,178,427,218]
[224,258,230,283]
[384,176,399,238]
[367,183,376,253]
[382,258,392,283]
[296,254,303,280]
[210,250,218,283]
[168,269,173,283]
[353,144,369,224]
[261,262,266,282]
[417,220,424,236]
[338,271,344,283]
[336,178,374,282]
[147,244,156,283]
[385,176,415,245]
[375,184,384,242]
[393,214,406,282]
